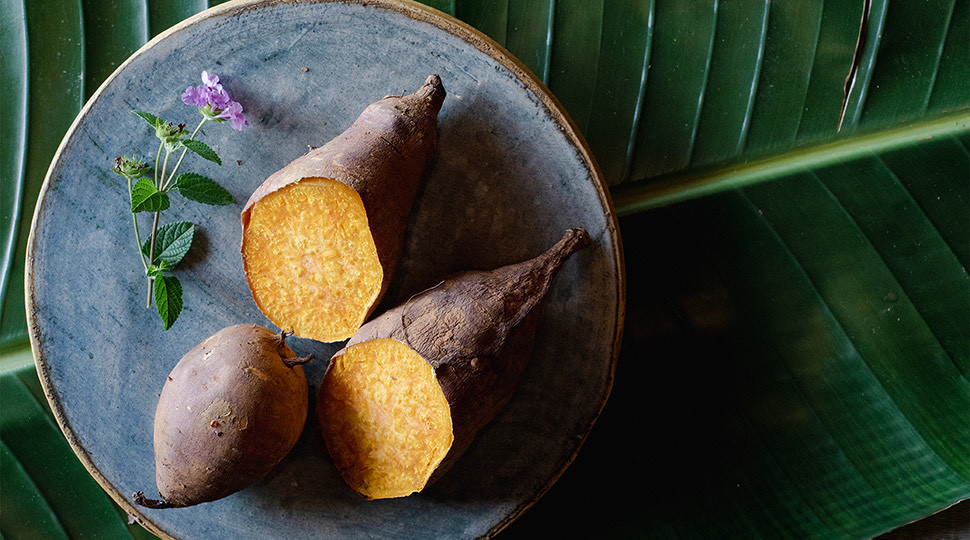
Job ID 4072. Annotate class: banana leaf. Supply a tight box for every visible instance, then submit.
[1,0,967,538]
[0,364,157,539]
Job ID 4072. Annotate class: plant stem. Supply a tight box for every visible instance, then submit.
[127,178,149,272]
[135,140,165,308]
[158,147,173,190]
[162,117,207,192]
[146,145,174,307]
[146,210,160,308]
[153,140,163,186]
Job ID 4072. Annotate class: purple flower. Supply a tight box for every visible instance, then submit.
[181,70,248,129]
[218,100,250,131]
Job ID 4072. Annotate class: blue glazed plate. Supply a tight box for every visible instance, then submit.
[26,1,623,538]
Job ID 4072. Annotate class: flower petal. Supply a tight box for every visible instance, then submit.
[181,85,208,107]
[201,70,220,87]
[208,87,231,110]
[219,101,249,130]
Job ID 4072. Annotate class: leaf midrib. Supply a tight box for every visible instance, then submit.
[611,109,970,217]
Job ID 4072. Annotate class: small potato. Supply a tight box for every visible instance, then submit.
[134,324,311,508]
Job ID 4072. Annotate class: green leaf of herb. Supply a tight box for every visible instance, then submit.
[142,222,195,267]
[174,173,234,206]
[180,139,222,165]
[154,275,183,330]
[133,110,163,129]
[130,178,171,213]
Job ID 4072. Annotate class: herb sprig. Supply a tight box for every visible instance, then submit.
[113,71,248,330]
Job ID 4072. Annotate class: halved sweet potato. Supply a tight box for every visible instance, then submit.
[241,75,446,342]
[317,229,591,499]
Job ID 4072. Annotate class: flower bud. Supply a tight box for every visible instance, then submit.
[113,156,150,179]
[155,122,186,150]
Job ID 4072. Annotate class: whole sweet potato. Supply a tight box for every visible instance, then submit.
[241,75,446,342]
[134,324,311,508]
[317,229,590,499]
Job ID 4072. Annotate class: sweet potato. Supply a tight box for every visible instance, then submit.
[134,324,311,508]
[317,228,590,499]
[241,75,446,342]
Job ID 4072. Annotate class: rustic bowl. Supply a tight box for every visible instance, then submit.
[27,1,624,538]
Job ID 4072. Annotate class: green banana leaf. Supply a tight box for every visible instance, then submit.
[0,362,158,539]
[1,0,967,538]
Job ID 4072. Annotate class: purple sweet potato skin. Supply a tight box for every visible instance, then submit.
[149,324,308,507]
[241,75,446,308]
[341,228,590,480]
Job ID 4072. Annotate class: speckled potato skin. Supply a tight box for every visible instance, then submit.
[151,324,308,507]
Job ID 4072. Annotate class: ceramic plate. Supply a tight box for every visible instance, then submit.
[26,1,624,538]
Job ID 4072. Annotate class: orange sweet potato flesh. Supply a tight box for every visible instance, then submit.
[318,338,453,500]
[241,75,446,342]
[317,229,590,498]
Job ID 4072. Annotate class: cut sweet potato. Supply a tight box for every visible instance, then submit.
[317,229,591,499]
[318,338,453,500]
[242,179,383,340]
[241,75,446,342]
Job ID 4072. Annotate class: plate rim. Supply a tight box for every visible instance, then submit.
[25,0,626,537]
